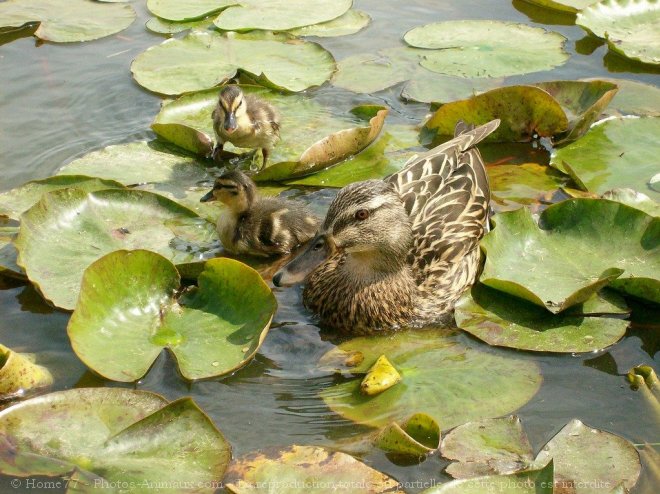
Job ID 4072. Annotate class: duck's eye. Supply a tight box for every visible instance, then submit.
[355,209,370,221]
[312,238,325,251]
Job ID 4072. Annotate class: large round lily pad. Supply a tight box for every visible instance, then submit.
[14,188,217,310]
[224,445,405,494]
[480,199,660,311]
[213,0,352,32]
[0,388,231,492]
[318,330,542,430]
[577,0,660,65]
[404,20,568,78]
[550,116,660,199]
[147,0,236,22]
[131,31,335,95]
[68,251,276,381]
[288,9,370,38]
[0,0,136,43]
[455,284,629,353]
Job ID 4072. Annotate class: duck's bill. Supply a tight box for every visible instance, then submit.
[200,190,215,202]
[273,235,328,287]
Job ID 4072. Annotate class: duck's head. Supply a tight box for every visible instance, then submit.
[200,169,256,213]
[216,85,246,134]
[273,180,412,286]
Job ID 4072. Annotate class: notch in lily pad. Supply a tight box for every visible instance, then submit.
[67,250,277,381]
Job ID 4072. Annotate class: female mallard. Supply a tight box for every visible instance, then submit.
[201,169,319,257]
[211,85,280,168]
[273,120,500,334]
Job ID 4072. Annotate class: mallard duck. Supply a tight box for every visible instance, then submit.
[200,169,319,257]
[273,119,500,334]
[211,85,280,168]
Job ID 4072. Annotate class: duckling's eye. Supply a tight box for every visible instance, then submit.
[355,209,370,221]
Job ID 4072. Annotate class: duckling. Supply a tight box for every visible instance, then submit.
[211,85,280,168]
[200,169,319,257]
[273,119,500,334]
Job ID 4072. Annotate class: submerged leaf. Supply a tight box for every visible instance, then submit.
[0,343,52,401]
[360,355,402,396]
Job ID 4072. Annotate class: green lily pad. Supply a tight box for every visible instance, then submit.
[132,31,335,95]
[68,251,276,381]
[0,343,52,401]
[590,78,660,117]
[441,416,534,479]
[401,71,501,104]
[147,0,236,22]
[0,388,230,492]
[455,284,629,353]
[551,117,660,199]
[214,0,352,32]
[146,16,215,35]
[0,0,136,43]
[0,175,124,221]
[533,80,619,144]
[375,413,441,457]
[521,0,598,13]
[423,86,569,144]
[534,419,641,493]
[602,188,660,217]
[288,9,370,38]
[15,188,217,310]
[224,445,405,494]
[577,0,660,65]
[404,20,568,78]
[480,199,660,311]
[318,330,542,429]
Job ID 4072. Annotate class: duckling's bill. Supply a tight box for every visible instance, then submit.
[273,234,329,286]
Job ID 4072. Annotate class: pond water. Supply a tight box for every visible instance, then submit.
[0,0,658,492]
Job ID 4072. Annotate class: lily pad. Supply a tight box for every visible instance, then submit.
[551,117,660,199]
[455,284,630,353]
[68,251,276,381]
[288,10,370,38]
[318,330,542,429]
[147,0,236,22]
[146,16,214,35]
[521,0,599,13]
[404,20,568,78]
[0,388,230,492]
[577,0,660,65]
[0,175,124,221]
[591,78,660,117]
[441,416,534,479]
[0,0,136,43]
[131,31,335,95]
[214,0,352,32]
[602,188,660,216]
[480,199,660,311]
[360,355,401,396]
[0,224,23,280]
[15,188,217,310]
[375,413,441,457]
[224,445,405,494]
[627,365,660,417]
[401,71,501,104]
[534,419,641,493]
[423,86,569,144]
[0,343,52,401]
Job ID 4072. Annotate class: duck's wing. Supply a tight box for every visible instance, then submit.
[385,119,499,285]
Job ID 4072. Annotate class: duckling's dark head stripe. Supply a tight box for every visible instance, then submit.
[219,85,243,110]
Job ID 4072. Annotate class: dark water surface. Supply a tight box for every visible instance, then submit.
[1,0,658,492]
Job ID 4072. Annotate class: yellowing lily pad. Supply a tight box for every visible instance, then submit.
[147,0,236,22]
[0,388,231,492]
[0,343,52,400]
[318,330,542,429]
[0,0,136,43]
[627,365,660,417]
[15,188,217,310]
[577,0,660,65]
[360,355,401,396]
[375,413,441,457]
[68,251,276,381]
[288,10,371,38]
[480,199,660,311]
[131,31,335,95]
[224,445,405,494]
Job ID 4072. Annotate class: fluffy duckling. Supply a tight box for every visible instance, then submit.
[200,170,319,257]
[273,120,500,334]
[211,85,280,168]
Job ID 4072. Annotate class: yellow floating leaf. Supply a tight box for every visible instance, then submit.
[0,343,52,400]
[360,354,401,396]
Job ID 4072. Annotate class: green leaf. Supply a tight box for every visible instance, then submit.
[480,199,660,310]
[404,20,568,78]
[318,329,542,429]
[131,31,335,95]
[401,71,501,104]
[591,78,660,117]
[0,389,230,492]
[288,10,370,38]
[145,15,215,35]
[455,284,629,353]
[577,0,660,65]
[147,0,236,22]
[551,117,660,200]
[520,0,599,13]
[224,445,404,494]
[15,188,217,310]
[213,0,352,32]
[534,419,641,493]
[0,343,52,401]
[423,86,569,143]
[602,188,660,217]
[68,251,276,381]
[0,0,135,43]
[375,413,441,457]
